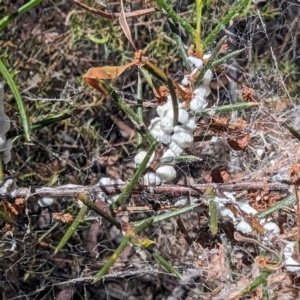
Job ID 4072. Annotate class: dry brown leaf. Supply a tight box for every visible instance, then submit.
[84,63,135,80]
[84,62,135,94]
[53,213,73,223]
[119,0,137,50]
[228,134,250,150]
[3,201,18,217]
[290,164,300,184]
[155,85,169,105]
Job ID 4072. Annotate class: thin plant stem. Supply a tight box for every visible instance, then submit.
[167,78,178,127]
[100,80,156,145]
[133,203,200,226]
[99,80,158,210]
[194,36,227,87]
[93,217,154,283]
[0,153,3,184]
[206,188,218,235]
[38,222,60,242]
[212,49,244,68]
[142,62,186,97]
[136,72,143,151]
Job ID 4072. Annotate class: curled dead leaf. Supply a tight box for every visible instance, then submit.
[84,61,135,94]
[290,164,300,185]
[228,134,250,150]
[53,213,73,223]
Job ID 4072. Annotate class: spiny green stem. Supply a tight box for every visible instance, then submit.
[155,0,195,38]
[100,80,156,145]
[92,235,130,283]
[151,249,183,278]
[256,195,295,219]
[171,33,191,72]
[194,36,227,87]
[53,204,87,255]
[133,203,200,226]
[77,192,121,229]
[112,140,157,209]
[239,269,272,297]
[203,0,251,48]
[93,217,154,283]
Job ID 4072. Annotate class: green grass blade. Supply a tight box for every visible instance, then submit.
[0,59,31,141]
[0,0,42,31]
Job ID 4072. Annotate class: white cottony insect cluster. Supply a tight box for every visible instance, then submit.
[136,56,212,185]
[0,85,12,164]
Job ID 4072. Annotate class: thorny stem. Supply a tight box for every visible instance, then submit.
[111,140,157,210]
[92,235,130,283]
[53,204,88,255]
[194,36,227,87]
[77,192,121,229]
[1,181,290,200]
